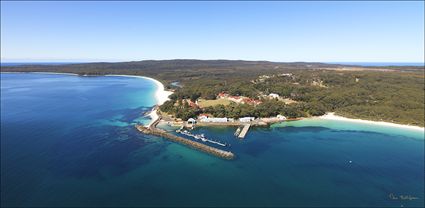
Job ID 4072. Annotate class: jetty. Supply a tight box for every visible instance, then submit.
[136,124,234,159]
[178,130,228,147]
[135,111,234,160]
[238,124,251,139]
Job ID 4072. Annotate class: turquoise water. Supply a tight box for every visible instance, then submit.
[1,73,424,207]
[274,118,425,140]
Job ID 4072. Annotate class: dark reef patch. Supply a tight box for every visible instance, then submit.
[48,125,165,180]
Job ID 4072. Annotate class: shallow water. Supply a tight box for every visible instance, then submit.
[1,73,424,207]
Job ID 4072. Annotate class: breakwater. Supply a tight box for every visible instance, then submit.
[135,124,235,160]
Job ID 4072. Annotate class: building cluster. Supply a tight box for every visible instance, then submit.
[178,99,199,109]
[193,114,286,124]
[198,114,230,122]
[277,73,293,77]
[197,114,258,123]
[253,73,294,83]
[187,100,198,108]
[239,117,255,122]
[311,79,327,88]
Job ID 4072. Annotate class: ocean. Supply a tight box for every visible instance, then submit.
[1,62,83,66]
[1,73,424,207]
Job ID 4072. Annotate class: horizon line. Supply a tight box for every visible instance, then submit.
[1,59,424,64]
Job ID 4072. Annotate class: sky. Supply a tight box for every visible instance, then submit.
[1,1,424,63]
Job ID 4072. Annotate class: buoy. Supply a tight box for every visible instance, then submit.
[349,160,352,163]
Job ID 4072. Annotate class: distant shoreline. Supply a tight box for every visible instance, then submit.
[2,72,423,131]
[1,71,79,76]
[1,72,174,106]
[1,72,174,128]
[318,112,424,131]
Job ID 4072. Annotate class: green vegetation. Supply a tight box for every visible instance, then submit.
[2,59,424,126]
[160,99,201,121]
[163,69,424,126]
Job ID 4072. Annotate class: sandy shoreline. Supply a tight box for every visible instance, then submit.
[104,75,173,105]
[1,72,173,105]
[103,75,173,127]
[145,108,159,128]
[2,72,173,127]
[319,112,424,132]
[102,75,174,128]
[1,71,79,76]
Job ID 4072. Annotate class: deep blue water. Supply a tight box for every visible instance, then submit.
[1,73,424,207]
[1,62,83,66]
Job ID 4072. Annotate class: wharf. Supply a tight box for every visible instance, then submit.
[238,124,251,139]
[136,125,234,159]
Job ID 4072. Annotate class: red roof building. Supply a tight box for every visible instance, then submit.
[217,92,229,98]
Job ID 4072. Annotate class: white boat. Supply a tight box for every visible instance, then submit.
[177,130,228,147]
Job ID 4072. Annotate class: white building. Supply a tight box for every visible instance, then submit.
[200,117,228,123]
[239,117,255,122]
[277,115,286,120]
[278,73,293,77]
[269,93,280,99]
[187,118,197,125]
[198,114,209,120]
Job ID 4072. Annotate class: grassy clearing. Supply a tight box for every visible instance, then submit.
[198,98,231,108]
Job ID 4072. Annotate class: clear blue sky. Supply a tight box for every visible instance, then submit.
[1,1,424,62]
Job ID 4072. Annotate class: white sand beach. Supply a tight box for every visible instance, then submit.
[145,108,159,128]
[3,73,173,105]
[320,112,424,132]
[104,75,173,105]
[104,75,173,128]
[144,77,174,106]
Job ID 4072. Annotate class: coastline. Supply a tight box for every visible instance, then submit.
[1,72,173,105]
[2,72,423,131]
[1,71,79,76]
[1,72,173,127]
[104,75,173,128]
[145,108,159,128]
[104,75,173,105]
[318,112,424,132]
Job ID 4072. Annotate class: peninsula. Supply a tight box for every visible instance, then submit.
[3,60,423,127]
[3,60,424,159]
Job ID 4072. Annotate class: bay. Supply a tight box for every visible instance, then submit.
[1,73,423,207]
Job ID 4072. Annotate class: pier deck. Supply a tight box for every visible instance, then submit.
[238,124,251,139]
